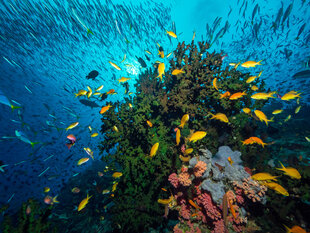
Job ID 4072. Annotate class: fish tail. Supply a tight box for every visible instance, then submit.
[269,91,277,98]
[53,195,59,203]
[257,60,263,65]
[31,142,40,148]
[11,105,21,111]
[283,224,291,233]
[74,93,79,97]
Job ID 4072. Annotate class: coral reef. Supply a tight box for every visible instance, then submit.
[98,40,272,232]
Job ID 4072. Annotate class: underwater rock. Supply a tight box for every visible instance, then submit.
[201,179,225,204]
[212,146,243,166]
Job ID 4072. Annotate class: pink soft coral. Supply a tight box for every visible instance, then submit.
[169,173,179,188]
[193,161,207,177]
[197,193,221,220]
[212,220,225,233]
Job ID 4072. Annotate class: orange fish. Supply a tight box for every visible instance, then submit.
[146,120,153,127]
[100,105,112,114]
[189,199,201,210]
[106,89,115,95]
[220,91,231,99]
[242,136,267,147]
[229,91,246,100]
[284,225,307,233]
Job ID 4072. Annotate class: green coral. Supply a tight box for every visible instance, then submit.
[99,40,269,232]
[1,199,56,233]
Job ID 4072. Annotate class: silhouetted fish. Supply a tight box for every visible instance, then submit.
[292,70,310,79]
[79,99,100,108]
[136,56,147,68]
[86,70,99,80]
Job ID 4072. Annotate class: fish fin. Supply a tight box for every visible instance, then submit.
[31,142,40,148]
[279,161,286,169]
[257,60,263,65]
[11,105,21,111]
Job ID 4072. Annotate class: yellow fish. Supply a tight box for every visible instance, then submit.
[179,114,189,128]
[158,195,174,205]
[264,182,289,196]
[66,122,79,131]
[77,157,89,166]
[146,120,153,127]
[176,128,180,145]
[295,106,301,114]
[91,133,98,137]
[210,113,229,123]
[150,142,159,158]
[257,70,263,77]
[166,52,172,58]
[113,126,119,132]
[78,193,92,211]
[112,172,123,178]
[251,85,259,91]
[75,90,87,97]
[213,78,219,91]
[234,62,241,69]
[93,92,101,96]
[246,76,258,83]
[109,61,121,70]
[172,69,185,75]
[251,172,278,181]
[118,77,131,83]
[227,156,234,165]
[305,137,310,142]
[102,189,110,195]
[44,187,50,193]
[158,50,165,58]
[184,148,193,155]
[284,115,291,122]
[121,54,126,63]
[242,108,251,114]
[254,110,272,125]
[166,30,177,38]
[145,50,152,55]
[241,60,262,68]
[276,162,301,179]
[281,91,301,101]
[156,63,165,81]
[272,109,283,115]
[112,182,118,192]
[84,147,94,160]
[188,131,207,143]
[251,92,276,100]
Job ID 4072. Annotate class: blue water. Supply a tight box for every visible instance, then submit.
[0,0,309,231]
